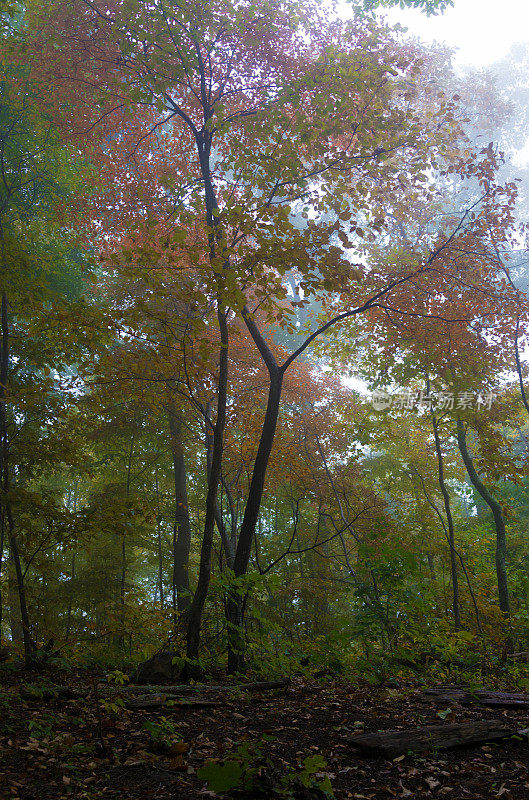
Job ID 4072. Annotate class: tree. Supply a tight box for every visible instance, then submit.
[359,0,453,14]
[456,416,511,620]
[28,0,522,673]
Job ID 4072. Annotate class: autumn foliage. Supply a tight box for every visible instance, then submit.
[0,0,528,685]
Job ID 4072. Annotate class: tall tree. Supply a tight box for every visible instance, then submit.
[31,0,521,672]
[0,6,94,662]
[456,417,511,619]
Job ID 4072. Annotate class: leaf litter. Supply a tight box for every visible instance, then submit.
[1,669,529,799]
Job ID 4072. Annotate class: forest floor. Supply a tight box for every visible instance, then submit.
[2,666,529,800]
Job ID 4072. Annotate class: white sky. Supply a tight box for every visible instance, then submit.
[381,0,529,69]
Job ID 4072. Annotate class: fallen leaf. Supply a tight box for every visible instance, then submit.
[170,741,190,754]
[167,754,186,770]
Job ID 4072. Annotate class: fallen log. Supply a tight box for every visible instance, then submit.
[20,685,79,700]
[19,678,290,702]
[419,687,529,708]
[125,694,220,709]
[346,720,519,757]
[99,679,290,695]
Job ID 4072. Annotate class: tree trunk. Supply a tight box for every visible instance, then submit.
[65,549,76,641]
[117,433,134,649]
[7,560,21,643]
[514,315,529,417]
[456,417,510,617]
[431,406,461,630]
[183,306,228,679]
[9,527,32,662]
[154,468,164,609]
[204,401,236,569]
[227,369,283,673]
[0,292,32,664]
[65,486,77,641]
[167,393,192,620]
[0,506,4,636]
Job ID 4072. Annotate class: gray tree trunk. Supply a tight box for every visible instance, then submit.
[456,417,510,617]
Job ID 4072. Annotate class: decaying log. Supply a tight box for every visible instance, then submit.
[125,694,220,709]
[20,685,79,700]
[419,686,529,708]
[347,720,519,757]
[508,652,529,663]
[19,678,290,702]
[99,679,290,695]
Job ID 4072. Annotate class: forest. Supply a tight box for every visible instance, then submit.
[4,0,529,797]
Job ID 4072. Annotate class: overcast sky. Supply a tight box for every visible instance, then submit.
[381,0,529,69]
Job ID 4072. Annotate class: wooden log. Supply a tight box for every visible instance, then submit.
[508,652,529,663]
[20,685,79,700]
[347,720,519,757]
[419,687,529,708]
[99,679,290,695]
[19,678,290,702]
[125,694,220,709]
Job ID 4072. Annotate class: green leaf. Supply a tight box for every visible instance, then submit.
[197,758,244,793]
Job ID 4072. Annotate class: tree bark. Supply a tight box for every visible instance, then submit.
[0,292,32,664]
[456,417,510,617]
[0,506,4,636]
[167,393,192,620]
[65,549,76,641]
[227,369,283,673]
[183,119,229,679]
[183,306,228,678]
[154,468,164,609]
[9,528,32,660]
[514,315,529,417]
[65,486,77,641]
[430,404,461,630]
[117,431,134,650]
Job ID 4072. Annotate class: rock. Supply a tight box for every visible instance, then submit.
[134,651,181,684]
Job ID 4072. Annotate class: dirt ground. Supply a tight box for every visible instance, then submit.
[1,668,529,799]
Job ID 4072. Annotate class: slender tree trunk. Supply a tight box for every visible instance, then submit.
[227,369,283,673]
[183,307,228,679]
[8,571,22,644]
[167,394,192,621]
[0,506,4,636]
[181,121,231,677]
[65,487,77,641]
[0,292,32,664]
[205,401,236,569]
[430,405,461,630]
[118,432,134,650]
[514,315,529,418]
[456,418,510,617]
[154,468,164,609]
[65,550,76,641]
[9,529,31,657]
[426,550,436,576]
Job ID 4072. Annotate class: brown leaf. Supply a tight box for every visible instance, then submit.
[167,754,186,770]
